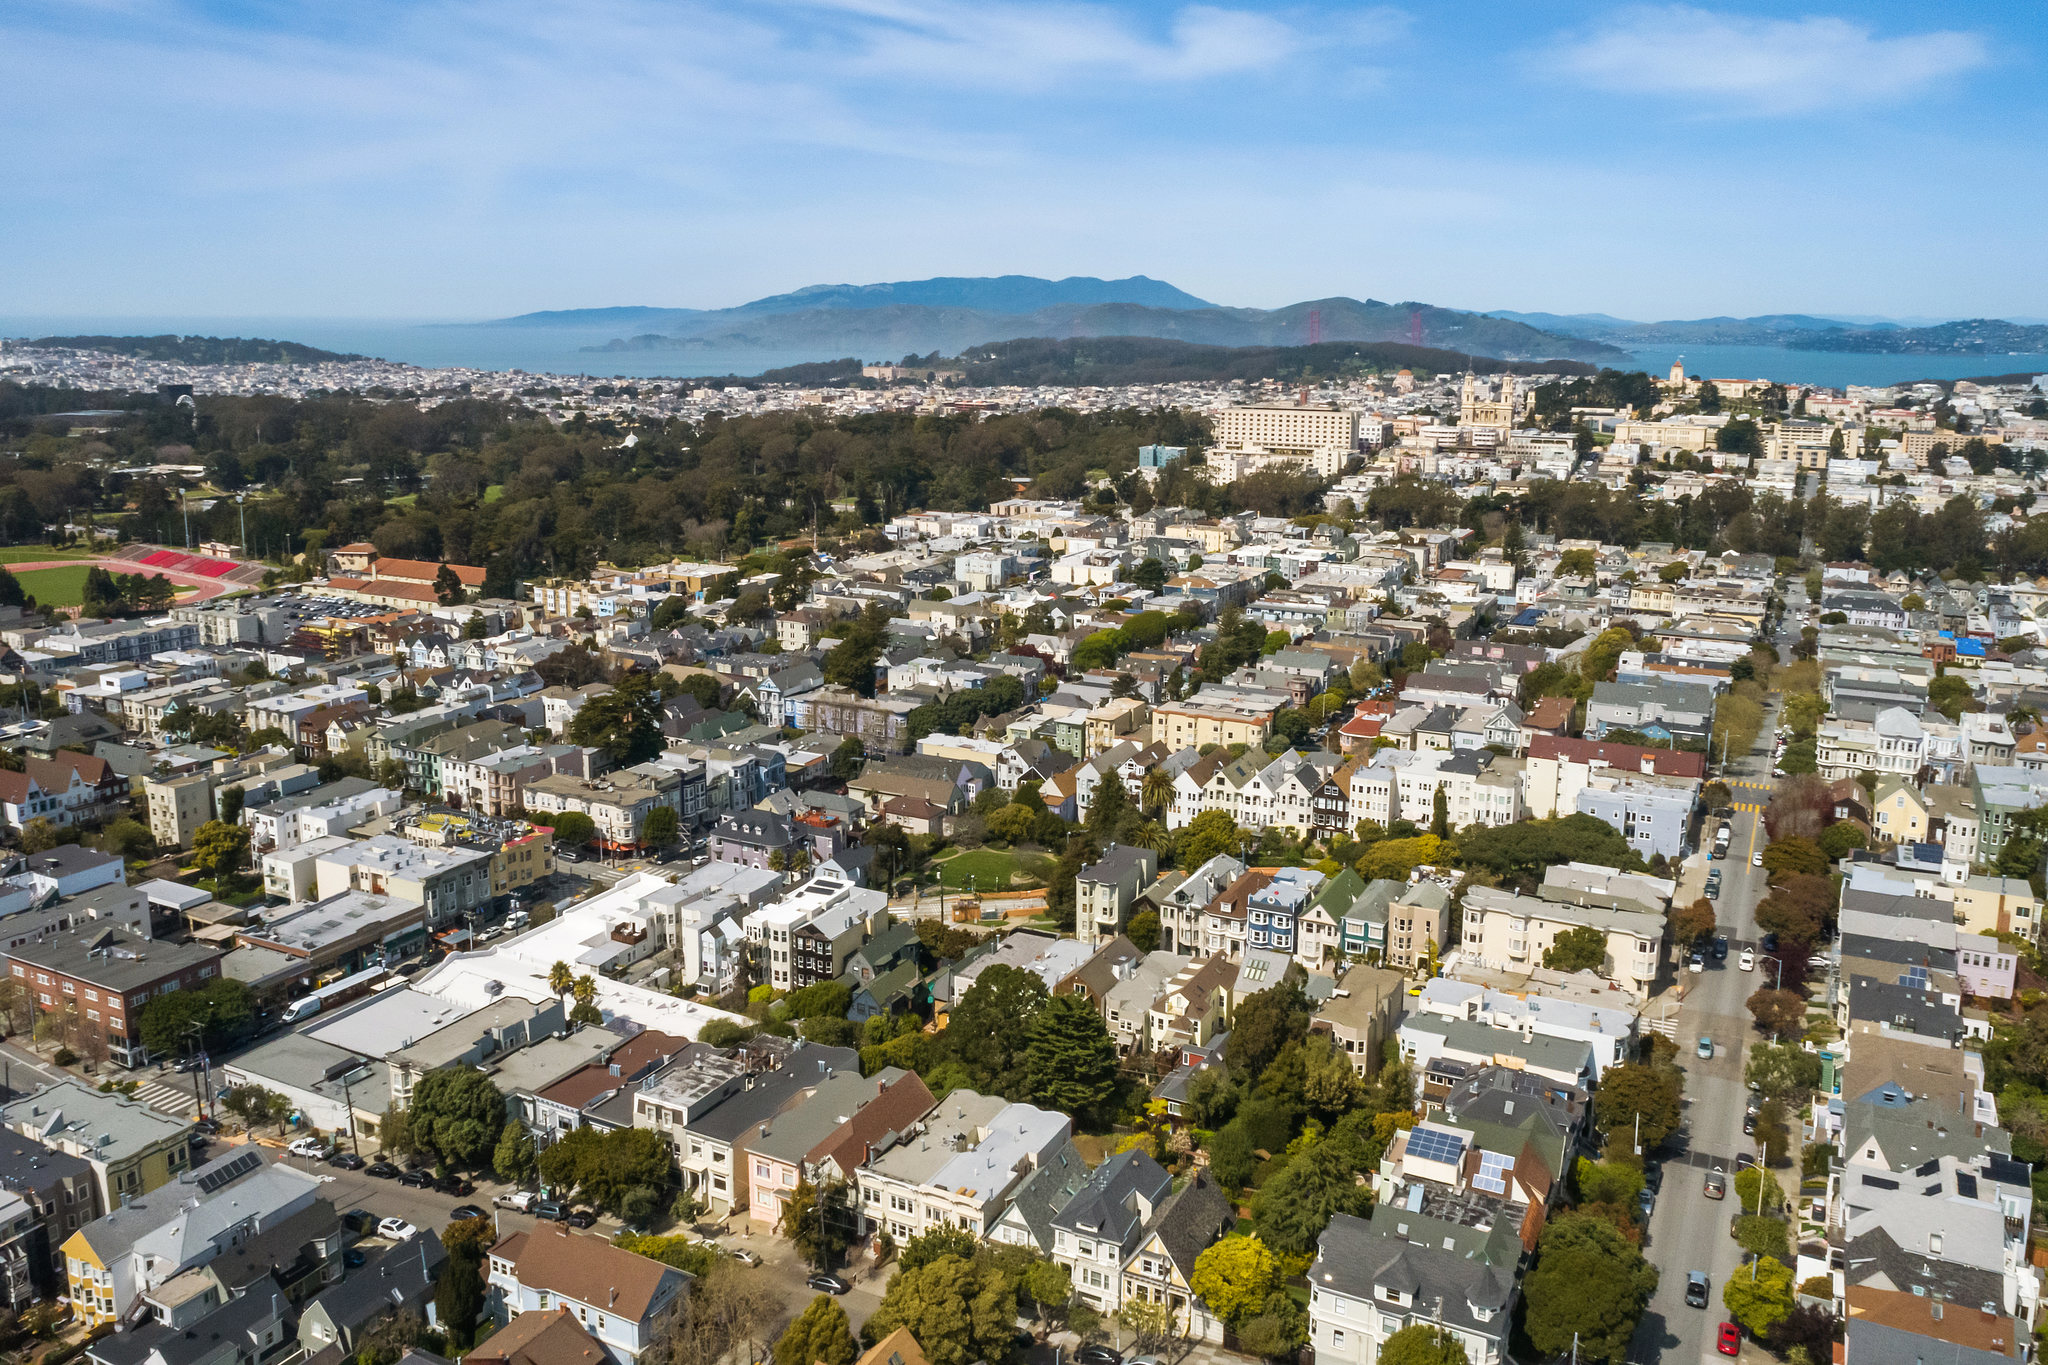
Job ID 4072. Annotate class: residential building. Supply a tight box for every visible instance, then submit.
[524,766,684,854]
[5,929,223,1068]
[59,1147,318,1326]
[485,1224,689,1365]
[1075,845,1159,946]
[1309,1211,1514,1365]
[1458,885,1664,998]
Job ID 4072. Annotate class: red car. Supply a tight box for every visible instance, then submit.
[1717,1321,1741,1356]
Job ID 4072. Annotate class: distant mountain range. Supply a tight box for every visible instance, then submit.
[498,278,1625,365]
[1487,310,2048,355]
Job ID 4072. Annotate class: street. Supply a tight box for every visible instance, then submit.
[1632,590,1807,1365]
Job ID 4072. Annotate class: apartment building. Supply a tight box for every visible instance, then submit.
[748,872,886,992]
[59,1148,321,1327]
[523,766,683,854]
[4,1081,197,1213]
[1459,885,1664,998]
[6,929,223,1068]
[313,835,492,928]
[1150,685,1289,751]
[1075,845,1159,946]
[853,1091,1076,1242]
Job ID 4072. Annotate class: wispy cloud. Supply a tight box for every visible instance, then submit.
[1537,5,1988,115]
[784,0,1333,87]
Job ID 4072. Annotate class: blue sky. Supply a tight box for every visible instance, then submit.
[4,0,2042,320]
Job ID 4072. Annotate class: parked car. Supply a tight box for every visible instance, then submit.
[493,1192,536,1212]
[1752,850,1764,867]
[435,1175,475,1196]
[344,1248,366,1268]
[557,847,585,863]
[1739,948,1756,972]
[377,1218,420,1241]
[1689,951,1706,974]
[450,1205,486,1223]
[1712,937,1728,961]
[366,1162,401,1180]
[1075,1348,1124,1365]
[328,1151,366,1170]
[533,1200,569,1222]
[1735,1151,1759,1171]
[1760,931,1779,953]
[343,1208,378,1234]
[728,1248,760,1267]
[1718,1322,1741,1356]
[1686,1272,1709,1308]
[287,1137,332,1159]
[1697,1035,1713,1059]
[565,1209,596,1228]
[1743,1111,1757,1136]
[399,1169,435,1189]
[1637,1186,1654,1221]
[807,1272,851,1295]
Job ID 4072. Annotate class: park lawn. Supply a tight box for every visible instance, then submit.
[936,847,1022,889]
[0,546,100,565]
[387,493,419,507]
[12,564,95,607]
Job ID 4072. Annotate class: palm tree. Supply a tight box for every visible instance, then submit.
[1140,767,1174,819]
[1133,821,1169,854]
[571,975,598,1008]
[548,961,574,1004]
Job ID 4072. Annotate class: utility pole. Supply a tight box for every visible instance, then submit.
[338,1067,361,1155]
[182,491,191,550]
[237,494,248,559]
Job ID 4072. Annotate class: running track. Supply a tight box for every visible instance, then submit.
[7,559,239,614]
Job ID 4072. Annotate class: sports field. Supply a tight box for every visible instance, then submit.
[11,565,94,607]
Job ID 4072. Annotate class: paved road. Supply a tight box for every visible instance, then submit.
[1632,685,1787,1365]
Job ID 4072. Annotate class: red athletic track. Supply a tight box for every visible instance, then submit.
[8,559,238,615]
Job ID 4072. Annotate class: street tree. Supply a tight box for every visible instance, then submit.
[1747,989,1807,1037]
[861,1252,1019,1365]
[408,1068,506,1168]
[1592,1063,1682,1152]
[1723,1256,1796,1337]
[773,1295,857,1365]
[1521,1212,1659,1364]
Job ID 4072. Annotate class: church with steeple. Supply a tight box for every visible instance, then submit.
[1458,370,1519,429]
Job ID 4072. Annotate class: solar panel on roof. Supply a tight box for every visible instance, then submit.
[1956,1173,1978,1199]
[1406,1126,1467,1165]
[1472,1149,1515,1195]
[194,1149,261,1194]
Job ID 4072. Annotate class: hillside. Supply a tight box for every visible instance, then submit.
[578,294,1622,365]
[485,274,1209,329]
[947,336,1598,386]
[1786,318,2048,354]
[28,334,365,364]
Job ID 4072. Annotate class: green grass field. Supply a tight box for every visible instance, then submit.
[0,546,102,566]
[13,564,95,607]
[937,848,1023,890]
[484,485,505,503]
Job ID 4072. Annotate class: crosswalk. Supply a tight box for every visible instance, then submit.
[129,1078,203,1119]
[1731,802,1766,813]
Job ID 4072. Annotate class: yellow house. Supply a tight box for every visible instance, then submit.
[1950,876,2040,938]
[1872,776,1930,844]
[1084,698,1151,755]
[1151,693,1279,751]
